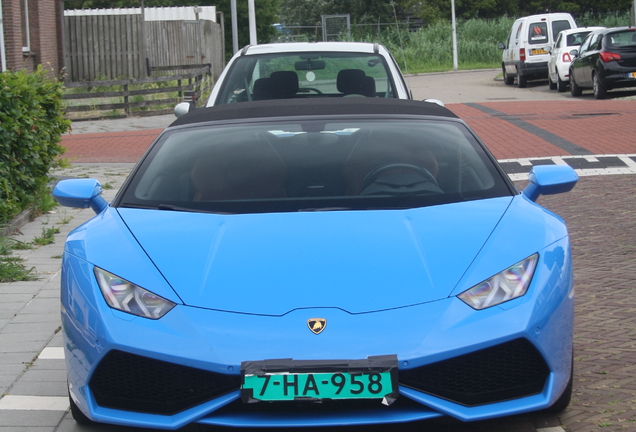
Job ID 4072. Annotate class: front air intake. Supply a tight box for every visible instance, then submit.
[399,338,549,406]
[90,350,240,415]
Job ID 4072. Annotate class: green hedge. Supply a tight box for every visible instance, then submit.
[0,66,70,226]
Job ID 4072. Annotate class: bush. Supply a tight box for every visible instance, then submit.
[0,66,70,225]
[575,11,631,27]
[345,12,630,73]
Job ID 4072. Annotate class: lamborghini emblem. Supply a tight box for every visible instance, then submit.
[307,318,327,335]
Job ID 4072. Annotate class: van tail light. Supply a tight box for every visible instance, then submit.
[599,51,621,62]
[520,48,526,61]
[562,52,572,63]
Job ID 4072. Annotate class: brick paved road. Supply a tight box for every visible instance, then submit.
[539,176,636,432]
[60,100,636,165]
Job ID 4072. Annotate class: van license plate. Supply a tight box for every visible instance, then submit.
[530,49,547,55]
[629,72,636,78]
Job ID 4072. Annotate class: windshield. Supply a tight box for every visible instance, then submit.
[117,118,512,214]
[215,52,397,104]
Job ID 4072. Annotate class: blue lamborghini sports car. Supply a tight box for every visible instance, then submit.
[53,98,578,429]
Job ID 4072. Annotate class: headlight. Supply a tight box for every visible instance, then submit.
[458,254,538,310]
[94,267,176,319]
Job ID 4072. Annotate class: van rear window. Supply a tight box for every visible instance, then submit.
[552,20,572,41]
[528,23,548,44]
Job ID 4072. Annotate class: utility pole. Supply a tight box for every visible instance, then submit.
[231,0,238,54]
[451,0,458,71]
[0,0,7,72]
[248,0,257,45]
[140,0,148,76]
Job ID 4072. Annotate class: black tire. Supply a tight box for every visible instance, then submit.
[503,66,514,85]
[545,358,573,413]
[557,71,567,93]
[548,72,557,90]
[69,394,94,425]
[517,71,527,88]
[593,73,607,99]
[570,71,582,96]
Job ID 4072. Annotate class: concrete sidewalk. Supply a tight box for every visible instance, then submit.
[0,163,134,431]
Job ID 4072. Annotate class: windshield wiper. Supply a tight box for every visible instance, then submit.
[298,207,353,212]
[158,204,234,215]
[118,203,233,215]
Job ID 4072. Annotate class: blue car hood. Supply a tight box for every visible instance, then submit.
[118,197,512,315]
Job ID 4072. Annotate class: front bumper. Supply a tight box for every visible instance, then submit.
[62,237,574,429]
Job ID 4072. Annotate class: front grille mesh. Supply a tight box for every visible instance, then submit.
[90,350,240,415]
[90,339,548,415]
[399,338,549,406]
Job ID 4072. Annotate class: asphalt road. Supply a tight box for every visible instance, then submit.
[407,68,636,103]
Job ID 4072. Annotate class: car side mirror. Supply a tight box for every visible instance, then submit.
[545,46,552,53]
[174,102,191,118]
[522,165,578,202]
[53,179,109,214]
[569,49,579,58]
[497,42,506,50]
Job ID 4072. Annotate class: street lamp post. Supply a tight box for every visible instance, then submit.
[231,0,238,54]
[451,0,458,71]
[248,0,257,45]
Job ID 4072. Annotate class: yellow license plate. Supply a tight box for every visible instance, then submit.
[530,49,548,55]
[629,72,636,78]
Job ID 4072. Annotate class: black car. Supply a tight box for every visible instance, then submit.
[569,27,636,99]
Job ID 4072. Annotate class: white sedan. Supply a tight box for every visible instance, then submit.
[175,42,413,117]
[548,27,605,92]
[206,42,411,106]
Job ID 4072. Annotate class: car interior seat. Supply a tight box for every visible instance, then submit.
[337,69,376,97]
[252,71,299,101]
[252,77,274,100]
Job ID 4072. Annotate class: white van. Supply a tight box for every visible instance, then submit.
[498,13,577,88]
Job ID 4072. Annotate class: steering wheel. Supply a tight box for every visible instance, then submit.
[360,163,439,192]
[298,87,323,95]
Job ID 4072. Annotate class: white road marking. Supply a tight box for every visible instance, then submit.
[0,395,69,411]
[38,346,65,360]
[501,154,636,181]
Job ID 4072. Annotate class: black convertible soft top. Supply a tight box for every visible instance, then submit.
[170,98,458,128]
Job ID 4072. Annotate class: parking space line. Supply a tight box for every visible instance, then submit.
[38,347,65,360]
[0,395,69,411]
